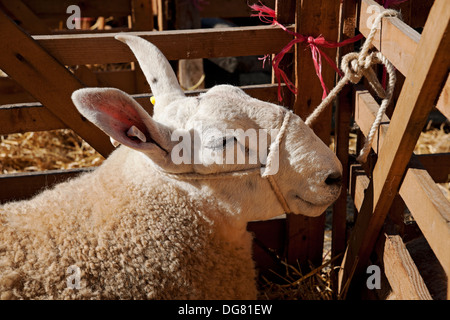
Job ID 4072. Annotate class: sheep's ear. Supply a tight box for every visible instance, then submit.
[115,35,185,108]
[72,88,174,158]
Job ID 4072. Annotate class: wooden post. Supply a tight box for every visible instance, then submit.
[332,0,358,261]
[338,0,449,297]
[282,0,341,268]
[0,9,113,157]
[273,0,296,108]
[175,0,204,91]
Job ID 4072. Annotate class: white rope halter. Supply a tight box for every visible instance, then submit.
[305,9,399,163]
[157,110,293,213]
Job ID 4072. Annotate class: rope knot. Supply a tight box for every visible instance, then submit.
[341,52,364,84]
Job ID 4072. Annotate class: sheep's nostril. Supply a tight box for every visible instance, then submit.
[325,172,342,186]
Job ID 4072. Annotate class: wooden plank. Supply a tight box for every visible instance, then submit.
[0,168,94,204]
[200,0,275,18]
[0,103,65,134]
[21,0,131,20]
[378,233,433,300]
[0,10,113,157]
[0,84,283,134]
[286,0,341,268]
[175,0,204,92]
[0,0,49,34]
[0,77,36,105]
[436,74,449,120]
[332,0,358,260]
[400,166,450,279]
[339,0,450,297]
[131,0,154,31]
[354,89,450,292]
[33,25,295,65]
[272,0,296,107]
[359,0,420,76]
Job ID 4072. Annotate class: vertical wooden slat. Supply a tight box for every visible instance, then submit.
[332,0,358,261]
[131,0,154,31]
[0,9,113,157]
[286,0,341,268]
[273,0,296,108]
[338,0,450,297]
[175,0,204,91]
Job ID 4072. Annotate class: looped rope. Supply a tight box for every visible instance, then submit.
[305,9,399,163]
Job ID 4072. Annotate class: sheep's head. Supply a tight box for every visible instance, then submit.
[72,35,342,220]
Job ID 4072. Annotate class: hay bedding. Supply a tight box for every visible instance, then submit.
[0,123,448,300]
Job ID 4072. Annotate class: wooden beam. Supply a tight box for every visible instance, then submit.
[33,25,295,66]
[359,0,420,76]
[354,89,450,290]
[0,103,65,134]
[400,167,450,279]
[339,0,450,296]
[131,0,154,31]
[378,233,433,300]
[286,0,341,268]
[332,0,359,260]
[0,10,113,157]
[436,74,449,120]
[21,0,131,21]
[200,0,275,18]
[0,0,49,34]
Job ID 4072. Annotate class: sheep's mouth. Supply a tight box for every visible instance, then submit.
[293,194,334,208]
[294,194,315,207]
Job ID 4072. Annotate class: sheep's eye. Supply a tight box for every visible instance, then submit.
[222,136,237,148]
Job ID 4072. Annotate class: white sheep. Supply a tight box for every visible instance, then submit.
[0,35,342,300]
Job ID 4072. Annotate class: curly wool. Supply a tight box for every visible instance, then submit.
[0,148,257,300]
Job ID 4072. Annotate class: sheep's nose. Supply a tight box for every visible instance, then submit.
[325,171,342,186]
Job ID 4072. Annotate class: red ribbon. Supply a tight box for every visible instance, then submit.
[377,0,409,8]
[250,2,363,101]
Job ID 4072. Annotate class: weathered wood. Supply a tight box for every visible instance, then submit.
[286,0,341,268]
[0,168,95,204]
[0,0,49,34]
[378,233,432,300]
[436,74,449,120]
[332,0,358,260]
[0,103,65,134]
[353,89,450,296]
[400,167,450,281]
[273,0,296,107]
[131,0,154,31]
[0,77,35,105]
[339,0,450,297]
[33,25,295,66]
[175,0,204,91]
[200,0,275,18]
[20,0,131,28]
[359,0,420,76]
[0,10,113,157]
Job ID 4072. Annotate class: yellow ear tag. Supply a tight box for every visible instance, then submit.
[150,96,156,105]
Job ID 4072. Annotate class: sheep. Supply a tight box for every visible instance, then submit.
[0,35,342,300]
